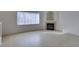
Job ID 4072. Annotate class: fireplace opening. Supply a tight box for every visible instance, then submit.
[47,23,54,30]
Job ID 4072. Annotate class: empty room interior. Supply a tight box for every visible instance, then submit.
[0,11,79,47]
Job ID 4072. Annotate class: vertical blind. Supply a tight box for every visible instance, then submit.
[17,12,40,25]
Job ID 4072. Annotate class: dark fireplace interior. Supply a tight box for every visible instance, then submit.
[47,23,54,30]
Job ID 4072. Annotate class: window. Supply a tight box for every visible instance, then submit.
[17,12,40,25]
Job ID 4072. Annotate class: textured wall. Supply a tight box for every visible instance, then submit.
[0,11,46,35]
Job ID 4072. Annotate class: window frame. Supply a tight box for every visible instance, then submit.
[16,11,40,25]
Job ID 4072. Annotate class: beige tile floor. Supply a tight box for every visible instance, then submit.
[2,31,79,47]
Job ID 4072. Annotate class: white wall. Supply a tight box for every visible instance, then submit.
[0,23,2,46]
[53,11,61,31]
[0,11,46,35]
[59,11,79,35]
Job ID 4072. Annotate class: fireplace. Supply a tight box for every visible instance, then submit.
[47,23,54,30]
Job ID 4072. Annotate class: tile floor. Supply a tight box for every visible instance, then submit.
[2,31,79,47]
